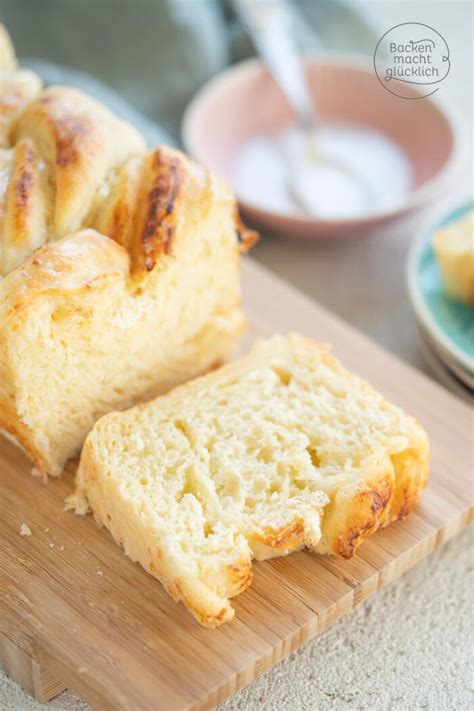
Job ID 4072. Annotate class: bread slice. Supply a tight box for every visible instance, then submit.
[73,334,430,627]
[433,210,474,305]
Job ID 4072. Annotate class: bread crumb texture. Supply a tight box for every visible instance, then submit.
[75,334,430,627]
[19,523,32,536]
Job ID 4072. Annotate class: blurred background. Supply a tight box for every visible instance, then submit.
[1,0,384,140]
[1,0,472,378]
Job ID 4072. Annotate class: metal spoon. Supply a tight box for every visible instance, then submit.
[235,0,372,217]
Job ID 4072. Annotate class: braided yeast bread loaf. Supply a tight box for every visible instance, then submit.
[0,26,255,475]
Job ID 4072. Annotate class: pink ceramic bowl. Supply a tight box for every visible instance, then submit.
[182,55,461,239]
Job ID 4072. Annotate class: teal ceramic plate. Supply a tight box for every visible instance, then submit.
[418,322,474,390]
[417,331,472,404]
[407,202,474,376]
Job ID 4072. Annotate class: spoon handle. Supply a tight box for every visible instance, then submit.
[235,0,317,130]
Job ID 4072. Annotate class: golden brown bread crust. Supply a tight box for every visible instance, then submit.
[132,148,183,271]
[388,443,430,520]
[315,441,429,559]
[9,85,146,251]
[234,210,259,254]
[0,37,254,278]
[91,155,142,251]
[0,229,129,316]
[320,471,394,559]
[1,138,48,274]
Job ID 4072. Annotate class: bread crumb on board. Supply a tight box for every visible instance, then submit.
[64,491,90,515]
[19,523,32,537]
[31,467,48,483]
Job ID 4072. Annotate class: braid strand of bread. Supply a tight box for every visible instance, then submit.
[0,24,257,278]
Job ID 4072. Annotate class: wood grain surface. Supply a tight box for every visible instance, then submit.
[0,258,472,711]
[0,633,65,702]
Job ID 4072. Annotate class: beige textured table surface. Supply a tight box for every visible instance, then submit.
[1,1,472,710]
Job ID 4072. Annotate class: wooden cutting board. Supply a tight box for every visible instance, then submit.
[0,259,472,711]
